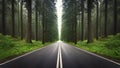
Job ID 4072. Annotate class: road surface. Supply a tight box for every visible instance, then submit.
[0,41,120,68]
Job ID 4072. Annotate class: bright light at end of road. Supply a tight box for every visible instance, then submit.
[55,0,63,40]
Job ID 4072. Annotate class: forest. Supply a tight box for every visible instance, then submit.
[0,0,120,63]
[0,0,58,44]
[62,0,120,43]
[0,0,58,62]
[62,0,120,60]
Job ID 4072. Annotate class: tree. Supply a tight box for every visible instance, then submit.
[81,0,85,41]
[104,0,108,37]
[35,0,38,41]
[26,0,32,43]
[74,0,77,44]
[2,0,6,35]
[17,0,20,36]
[20,0,23,39]
[87,0,94,43]
[113,0,117,35]
[96,0,99,39]
[62,0,81,42]
[11,0,15,37]
[42,1,45,44]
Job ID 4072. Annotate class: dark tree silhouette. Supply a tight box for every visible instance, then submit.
[26,0,32,43]
[2,0,6,35]
[35,0,38,41]
[104,0,108,37]
[81,0,85,41]
[74,0,77,44]
[87,0,94,43]
[11,0,15,37]
[20,0,23,39]
[96,0,99,39]
[113,0,117,35]
[42,2,45,44]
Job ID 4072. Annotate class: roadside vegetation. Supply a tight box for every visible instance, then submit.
[62,0,120,62]
[76,33,120,60]
[0,34,43,62]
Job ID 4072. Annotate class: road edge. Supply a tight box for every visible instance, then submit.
[0,46,47,65]
[71,45,120,66]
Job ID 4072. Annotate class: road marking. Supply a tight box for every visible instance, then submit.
[56,42,63,68]
[73,46,120,66]
[56,43,60,68]
[0,46,47,65]
[59,43,63,68]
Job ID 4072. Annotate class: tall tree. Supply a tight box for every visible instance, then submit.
[11,0,15,37]
[17,0,20,36]
[35,0,38,41]
[81,0,85,41]
[42,2,45,44]
[2,0,6,35]
[96,0,99,39]
[104,0,108,37]
[26,0,32,43]
[74,0,77,44]
[87,0,94,43]
[113,0,117,35]
[20,0,23,39]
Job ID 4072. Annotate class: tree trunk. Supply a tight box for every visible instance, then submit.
[74,1,77,44]
[99,4,102,37]
[26,0,32,43]
[78,14,81,41]
[42,2,45,44]
[35,2,38,41]
[20,1,23,39]
[74,16,77,44]
[104,0,108,37]
[87,0,94,43]
[113,0,117,35]
[38,11,41,40]
[81,0,84,41]
[18,0,20,36]
[96,0,99,39]
[11,0,15,37]
[2,0,6,35]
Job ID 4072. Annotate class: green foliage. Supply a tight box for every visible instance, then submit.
[77,34,120,60]
[0,34,43,61]
[0,0,58,42]
[0,34,15,48]
[105,34,120,49]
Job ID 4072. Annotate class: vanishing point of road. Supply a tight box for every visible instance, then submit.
[0,41,120,68]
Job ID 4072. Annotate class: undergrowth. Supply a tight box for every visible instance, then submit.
[0,34,43,62]
[77,33,120,60]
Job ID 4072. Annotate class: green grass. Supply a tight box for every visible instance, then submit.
[0,34,44,62]
[76,33,120,60]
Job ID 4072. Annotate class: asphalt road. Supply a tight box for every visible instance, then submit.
[0,41,120,68]
[60,42,120,68]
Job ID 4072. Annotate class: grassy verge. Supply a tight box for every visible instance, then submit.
[76,34,120,61]
[0,34,44,63]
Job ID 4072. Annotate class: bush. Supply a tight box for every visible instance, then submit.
[105,40,120,49]
[114,33,120,40]
[76,33,120,60]
[105,33,120,49]
[0,34,43,61]
[0,34,15,48]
